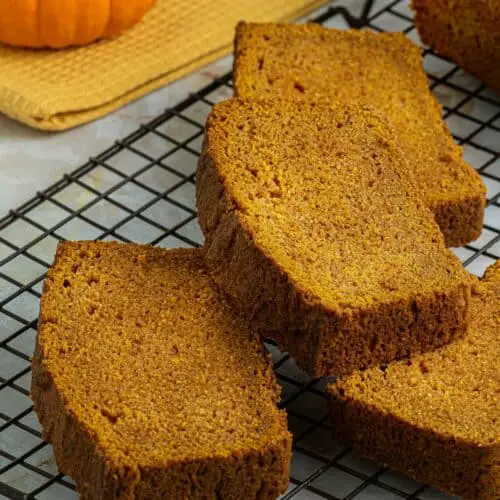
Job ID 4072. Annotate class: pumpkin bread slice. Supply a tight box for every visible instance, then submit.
[328,261,500,499]
[413,0,500,95]
[233,22,486,247]
[196,98,472,378]
[31,241,291,500]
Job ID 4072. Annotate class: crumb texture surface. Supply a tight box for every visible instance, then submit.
[328,261,500,499]
[234,23,486,246]
[197,98,472,377]
[32,241,291,499]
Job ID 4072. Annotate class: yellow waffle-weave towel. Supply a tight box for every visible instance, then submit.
[0,0,325,131]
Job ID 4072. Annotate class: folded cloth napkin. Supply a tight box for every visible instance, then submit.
[0,0,325,131]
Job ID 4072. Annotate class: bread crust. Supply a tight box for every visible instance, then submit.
[32,350,291,499]
[327,393,499,499]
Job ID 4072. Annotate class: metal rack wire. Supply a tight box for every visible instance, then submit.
[0,0,499,498]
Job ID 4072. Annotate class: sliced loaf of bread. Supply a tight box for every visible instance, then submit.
[413,0,500,94]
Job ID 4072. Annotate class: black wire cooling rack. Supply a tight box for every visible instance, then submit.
[1,1,499,499]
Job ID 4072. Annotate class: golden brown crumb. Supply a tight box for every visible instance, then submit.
[31,241,291,499]
[233,22,486,247]
[197,97,472,378]
[328,261,500,499]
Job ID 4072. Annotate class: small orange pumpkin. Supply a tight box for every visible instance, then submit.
[0,0,157,49]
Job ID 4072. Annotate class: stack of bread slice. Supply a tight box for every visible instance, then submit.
[32,21,497,500]
[233,23,486,248]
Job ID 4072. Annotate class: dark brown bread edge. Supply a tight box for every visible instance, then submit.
[196,143,471,378]
[233,22,486,248]
[31,245,292,500]
[32,343,292,500]
[326,387,499,499]
[32,340,138,500]
[326,263,500,499]
[232,21,250,98]
[432,193,484,248]
[412,0,500,95]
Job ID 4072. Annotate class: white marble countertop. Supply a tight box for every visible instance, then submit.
[0,56,233,219]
